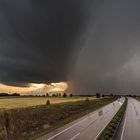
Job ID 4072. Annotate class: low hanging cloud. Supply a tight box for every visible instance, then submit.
[68,0,140,94]
[1,0,140,95]
[0,0,88,86]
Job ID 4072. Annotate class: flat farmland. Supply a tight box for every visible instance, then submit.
[0,97,115,140]
[0,96,96,110]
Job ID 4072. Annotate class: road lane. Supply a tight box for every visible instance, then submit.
[118,98,140,140]
[37,98,124,140]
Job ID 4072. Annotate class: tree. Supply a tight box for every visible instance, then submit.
[46,100,50,105]
[133,95,136,98]
[102,94,105,98]
[0,93,9,96]
[10,93,20,96]
[46,93,49,97]
[63,93,67,97]
[110,93,113,96]
[96,93,101,98]
[70,94,73,97]
[85,97,89,103]
[52,94,55,97]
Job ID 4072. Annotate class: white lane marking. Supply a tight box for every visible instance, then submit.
[47,102,117,140]
[93,101,123,140]
[82,108,113,134]
[47,112,96,140]
[135,111,140,121]
[137,115,140,120]
[132,102,140,121]
[47,122,81,140]
[70,132,80,140]
[93,112,117,140]
[120,118,126,140]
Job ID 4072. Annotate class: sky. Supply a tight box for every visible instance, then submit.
[0,82,67,94]
[0,0,140,95]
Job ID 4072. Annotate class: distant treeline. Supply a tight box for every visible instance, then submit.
[0,93,20,96]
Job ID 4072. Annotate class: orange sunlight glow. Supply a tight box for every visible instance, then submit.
[50,82,68,92]
[0,82,68,95]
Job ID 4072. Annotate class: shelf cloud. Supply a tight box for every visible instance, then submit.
[1,0,140,94]
[0,0,87,86]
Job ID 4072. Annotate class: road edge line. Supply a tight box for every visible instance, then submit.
[120,118,126,140]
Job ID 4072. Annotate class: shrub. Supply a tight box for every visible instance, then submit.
[85,97,90,103]
[46,100,50,105]
[96,93,101,98]
[63,93,67,98]
[70,94,73,97]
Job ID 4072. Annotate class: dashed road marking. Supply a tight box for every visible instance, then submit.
[70,132,80,140]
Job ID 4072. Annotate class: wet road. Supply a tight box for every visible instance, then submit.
[37,98,124,140]
[118,98,140,140]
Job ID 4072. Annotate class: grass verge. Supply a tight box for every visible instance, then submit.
[0,97,116,140]
[98,98,127,140]
[136,97,140,102]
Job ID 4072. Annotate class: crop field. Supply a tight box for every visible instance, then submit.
[0,97,116,140]
[0,96,96,110]
[136,97,140,102]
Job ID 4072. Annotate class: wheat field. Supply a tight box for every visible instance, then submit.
[0,96,96,110]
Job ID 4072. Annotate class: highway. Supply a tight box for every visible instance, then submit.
[118,97,140,140]
[37,98,124,140]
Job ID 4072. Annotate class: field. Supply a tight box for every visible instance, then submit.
[0,97,116,140]
[0,96,96,110]
[136,97,140,102]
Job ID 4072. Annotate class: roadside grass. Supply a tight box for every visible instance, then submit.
[0,97,116,140]
[136,96,140,102]
[98,98,127,140]
[0,96,96,110]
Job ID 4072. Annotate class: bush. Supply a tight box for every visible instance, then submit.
[46,100,50,105]
[110,122,116,129]
[85,97,90,103]
[63,93,67,98]
[70,94,73,97]
[96,93,101,98]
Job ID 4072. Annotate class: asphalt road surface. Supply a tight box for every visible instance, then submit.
[37,98,124,140]
[118,97,140,140]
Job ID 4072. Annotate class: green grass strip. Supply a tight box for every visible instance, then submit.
[98,98,127,140]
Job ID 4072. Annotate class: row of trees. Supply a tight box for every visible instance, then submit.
[96,93,115,98]
[1,92,137,98]
[26,93,73,98]
[96,93,138,98]
[96,93,105,98]
[46,93,73,98]
[0,93,20,96]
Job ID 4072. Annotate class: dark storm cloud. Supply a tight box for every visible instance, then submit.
[1,0,140,94]
[68,0,140,95]
[0,0,89,86]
